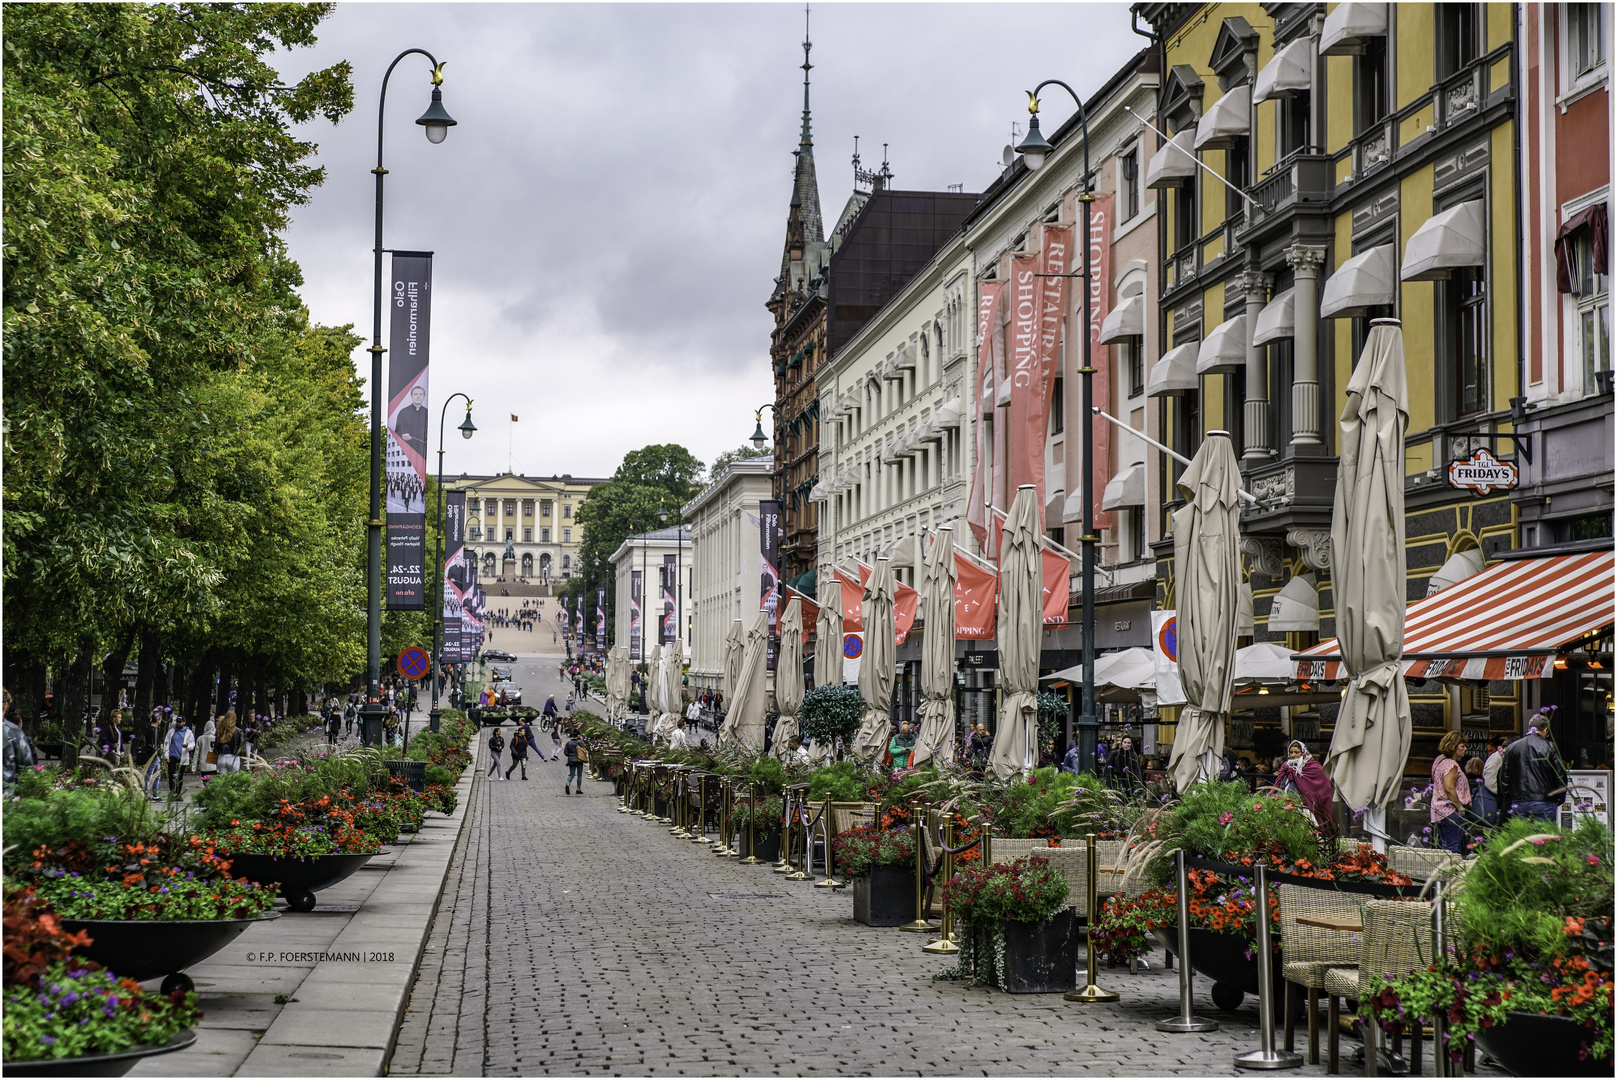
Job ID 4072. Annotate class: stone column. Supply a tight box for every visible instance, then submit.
[1239,270,1272,465]
[1286,244,1328,448]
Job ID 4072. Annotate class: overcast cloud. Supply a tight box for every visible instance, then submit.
[278,1,1139,480]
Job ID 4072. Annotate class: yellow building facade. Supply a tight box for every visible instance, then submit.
[446,472,605,586]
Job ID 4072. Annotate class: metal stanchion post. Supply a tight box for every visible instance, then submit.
[656,766,674,825]
[814,794,840,888]
[775,788,799,873]
[1432,880,1448,1078]
[1067,833,1120,1003]
[900,796,936,932]
[714,779,734,856]
[1157,848,1219,1032]
[739,781,763,864]
[691,774,711,843]
[787,798,812,881]
[1234,863,1302,1069]
[618,762,632,813]
[923,816,960,954]
[672,770,690,837]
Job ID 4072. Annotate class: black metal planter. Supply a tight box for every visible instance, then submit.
[852,864,915,927]
[3,1028,196,1077]
[226,852,376,912]
[977,910,1079,994]
[384,759,427,793]
[1154,926,1293,1017]
[748,827,781,863]
[1476,1011,1613,1077]
[63,913,278,995]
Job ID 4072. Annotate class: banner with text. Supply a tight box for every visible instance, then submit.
[662,554,677,644]
[442,491,466,667]
[629,570,643,660]
[954,553,998,640]
[760,499,781,670]
[1085,196,1114,529]
[596,587,607,654]
[385,251,433,610]
[967,281,1004,555]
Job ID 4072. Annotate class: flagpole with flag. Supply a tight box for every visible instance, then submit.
[508,414,518,472]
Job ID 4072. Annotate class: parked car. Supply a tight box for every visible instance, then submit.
[483,648,517,663]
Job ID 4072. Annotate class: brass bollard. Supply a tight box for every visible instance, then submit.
[691,774,712,843]
[656,765,674,825]
[786,795,812,880]
[671,769,690,837]
[900,795,937,932]
[714,778,734,856]
[774,788,797,872]
[617,762,632,813]
[739,781,763,864]
[813,793,840,887]
[1066,832,1120,1003]
[923,815,960,954]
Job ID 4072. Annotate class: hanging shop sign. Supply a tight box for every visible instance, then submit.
[1446,448,1518,495]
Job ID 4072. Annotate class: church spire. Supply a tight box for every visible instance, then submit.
[773,4,825,298]
[799,4,813,148]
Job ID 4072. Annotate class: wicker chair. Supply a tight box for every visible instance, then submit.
[1385,844,1460,884]
[1322,899,1433,1077]
[1277,884,1365,1068]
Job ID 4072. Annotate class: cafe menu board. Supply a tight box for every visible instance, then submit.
[1562,770,1612,829]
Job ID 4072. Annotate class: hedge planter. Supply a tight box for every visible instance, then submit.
[63,913,279,995]
[852,864,915,927]
[3,1028,196,1078]
[227,852,376,912]
[1475,1012,1613,1078]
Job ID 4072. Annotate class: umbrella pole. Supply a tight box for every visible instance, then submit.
[1157,848,1219,1032]
[1067,833,1120,1003]
[900,796,937,932]
[1234,863,1302,1069]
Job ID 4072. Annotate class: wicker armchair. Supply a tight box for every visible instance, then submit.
[1322,899,1433,1077]
[1385,844,1460,884]
[1277,884,1365,1068]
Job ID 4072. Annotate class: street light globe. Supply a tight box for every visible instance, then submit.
[416,88,457,144]
[750,419,768,450]
[458,410,477,440]
[1013,111,1053,172]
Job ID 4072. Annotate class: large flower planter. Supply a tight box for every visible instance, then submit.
[1153,926,1292,1018]
[1475,1011,1613,1077]
[992,909,1079,994]
[3,1028,196,1077]
[226,852,376,912]
[63,913,279,995]
[852,864,915,927]
[745,827,781,863]
[384,759,426,793]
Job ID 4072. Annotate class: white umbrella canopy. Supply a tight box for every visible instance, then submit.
[659,637,683,742]
[1324,319,1411,817]
[989,487,1042,780]
[1232,641,1297,684]
[1042,647,1157,691]
[729,608,772,753]
[809,575,842,763]
[611,647,629,720]
[852,559,896,765]
[912,528,958,767]
[646,644,665,738]
[772,597,805,760]
[1166,433,1243,793]
[717,619,746,748]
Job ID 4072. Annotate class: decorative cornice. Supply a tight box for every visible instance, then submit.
[1286,527,1332,572]
[1285,243,1328,275]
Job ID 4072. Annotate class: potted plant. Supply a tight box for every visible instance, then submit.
[798,685,865,761]
[730,794,786,863]
[833,823,917,926]
[936,856,1073,992]
[1363,818,1612,1076]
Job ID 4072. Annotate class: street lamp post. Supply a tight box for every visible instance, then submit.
[431,395,476,734]
[748,403,784,658]
[1013,81,1100,776]
[364,50,458,747]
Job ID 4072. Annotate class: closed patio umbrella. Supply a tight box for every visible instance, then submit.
[852,559,896,765]
[717,619,746,748]
[660,637,683,743]
[729,609,771,753]
[989,486,1041,780]
[1324,319,1411,830]
[912,527,958,767]
[646,644,664,740]
[772,597,805,760]
[810,575,842,762]
[1166,433,1243,793]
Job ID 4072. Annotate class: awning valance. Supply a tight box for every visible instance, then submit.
[1196,314,1248,375]
[1101,463,1145,511]
[1099,293,1145,344]
[1253,286,1296,345]
[1147,342,1199,397]
[1401,200,1486,281]
[1320,243,1398,318]
[1253,39,1313,103]
[1146,129,1198,189]
[1295,550,1617,681]
[1320,2,1388,57]
[1195,84,1252,151]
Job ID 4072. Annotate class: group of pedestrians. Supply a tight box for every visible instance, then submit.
[1428,710,1574,852]
[485,699,585,793]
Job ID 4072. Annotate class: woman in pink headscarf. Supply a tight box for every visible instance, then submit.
[1276,740,1336,832]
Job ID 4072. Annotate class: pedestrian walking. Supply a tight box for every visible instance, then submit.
[487,726,506,779]
[1479,736,1509,824]
[166,718,195,797]
[1431,730,1474,853]
[327,706,341,748]
[1499,710,1568,821]
[215,712,242,774]
[563,731,585,795]
[505,726,530,781]
[3,690,35,792]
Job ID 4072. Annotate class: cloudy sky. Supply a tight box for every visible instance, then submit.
[278,1,1139,480]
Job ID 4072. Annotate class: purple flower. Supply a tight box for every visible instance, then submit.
[40,1036,54,1044]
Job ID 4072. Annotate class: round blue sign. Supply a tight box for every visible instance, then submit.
[397,646,431,680]
[842,634,863,660]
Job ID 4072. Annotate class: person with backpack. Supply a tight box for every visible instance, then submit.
[487,725,506,780]
[563,731,585,795]
[326,706,342,748]
[505,725,530,781]
[166,717,196,797]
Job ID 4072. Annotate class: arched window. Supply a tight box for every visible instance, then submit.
[540,552,552,577]
[483,552,496,575]
[521,552,533,576]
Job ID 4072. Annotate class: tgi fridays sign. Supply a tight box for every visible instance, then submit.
[1297,653,1553,682]
[1446,448,1518,495]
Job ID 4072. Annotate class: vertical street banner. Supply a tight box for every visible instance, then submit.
[1006,249,1043,527]
[461,554,479,663]
[1085,195,1115,529]
[575,598,584,642]
[953,552,999,640]
[442,491,466,666]
[967,281,1004,556]
[629,570,643,660]
[595,587,606,654]
[662,554,677,644]
[759,499,781,669]
[386,251,433,609]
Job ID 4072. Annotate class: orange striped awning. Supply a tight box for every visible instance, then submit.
[1294,549,1615,682]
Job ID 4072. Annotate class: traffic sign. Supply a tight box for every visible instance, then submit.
[397,646,432,680]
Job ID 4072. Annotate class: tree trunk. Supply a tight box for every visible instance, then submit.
[59,637,95,770]
[188,649,217,725]
[97,628,135,754]
[251,660,268,720]
[215,654,234,721]
[131,627,160,758]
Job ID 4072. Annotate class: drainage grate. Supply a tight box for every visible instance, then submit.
[708,892,785,900]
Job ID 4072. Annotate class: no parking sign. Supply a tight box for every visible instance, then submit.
[397,646,431,681]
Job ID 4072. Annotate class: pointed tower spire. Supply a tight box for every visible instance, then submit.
[800,4,813,148]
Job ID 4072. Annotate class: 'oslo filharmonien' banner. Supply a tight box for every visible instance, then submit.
[386,251,433,610]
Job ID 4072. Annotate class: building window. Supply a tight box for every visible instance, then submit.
[1123,339,1145,398]
[522,500,533,517]
[1050,377,1065,434]
[1576,227,1611,390]
[523,527,532,543]
[562,527,571,543]
[1436,3,1480,80]
[541,527,551,543]
[1569,3,1608,80]
[504,527,514,541]
[562,555,570,569]
[1279,93,1311,157]
[563,504,573,518]
[1120,149,1140,220]
[1127,506,1147,562]
[1444,267,1488,418]
[1225,136,1250,221]
[1173,180,1198,251]
[541,500,552,517]
[1354,36,1389,134]
[502,500,515,516]
[521,552,533,576]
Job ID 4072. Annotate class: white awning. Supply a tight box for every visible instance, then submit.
[1196,314,1248,375]
[1401,200,1486,281]
[1253,38,1313,103]
[1099,293,1145,344]
[1426,547,1486,597]
[1233,641,1296,683]
[1043,648,1157,692]
[1101,463,1146,511]
[1045,491,1065,523]
[1320,244,1398,318]
[1147,342,1199,397]
[1061,491,1085,524]
[1195,84,1252,150]
[1237,581,1255,634]
[1253,287,1296,345]
[1320,2,1388,57]
[1146,129,1198,189]
[1268,573,1320,632]
[894,341,917,370]
[809,482,828,502]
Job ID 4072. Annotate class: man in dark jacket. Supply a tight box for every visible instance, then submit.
[563,733,584,795]
[1498,714,1568,821]
[487,726,506,780]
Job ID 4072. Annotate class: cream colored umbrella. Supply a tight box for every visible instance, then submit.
[729,608,772,752]
[810,575,842,762]
[1324,319,1411,830]
[645,644,664,740]
[660,637,684,742]
[603,648,618,719]
[772,597,805,760]
[852,559,896,765]
[717,619,746,748]
[1166,433,1243,793]
[611,647,629,721]
[989,486,1041,780]
[912,528,958,767]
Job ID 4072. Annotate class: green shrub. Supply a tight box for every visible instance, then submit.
[806,761,874,803]
[3,786,160,874]
[1454,816,1612,963]
[989,767,1082,838]
[799,685,865,746]
[1154,780,1319,880]
[745,756,788,796]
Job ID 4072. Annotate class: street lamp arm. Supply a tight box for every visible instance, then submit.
[376,49,442,169]
[438,392,473,448]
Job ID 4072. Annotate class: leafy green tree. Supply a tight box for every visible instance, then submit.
[708,443,773,478]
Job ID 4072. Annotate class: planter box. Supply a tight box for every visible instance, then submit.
[1154,926,1293,1018]
[852,864,915,927]
[385,759,426,793]
[745,827,780,863]
[996,909,1079,994]
[1476,1010,1613,1077]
